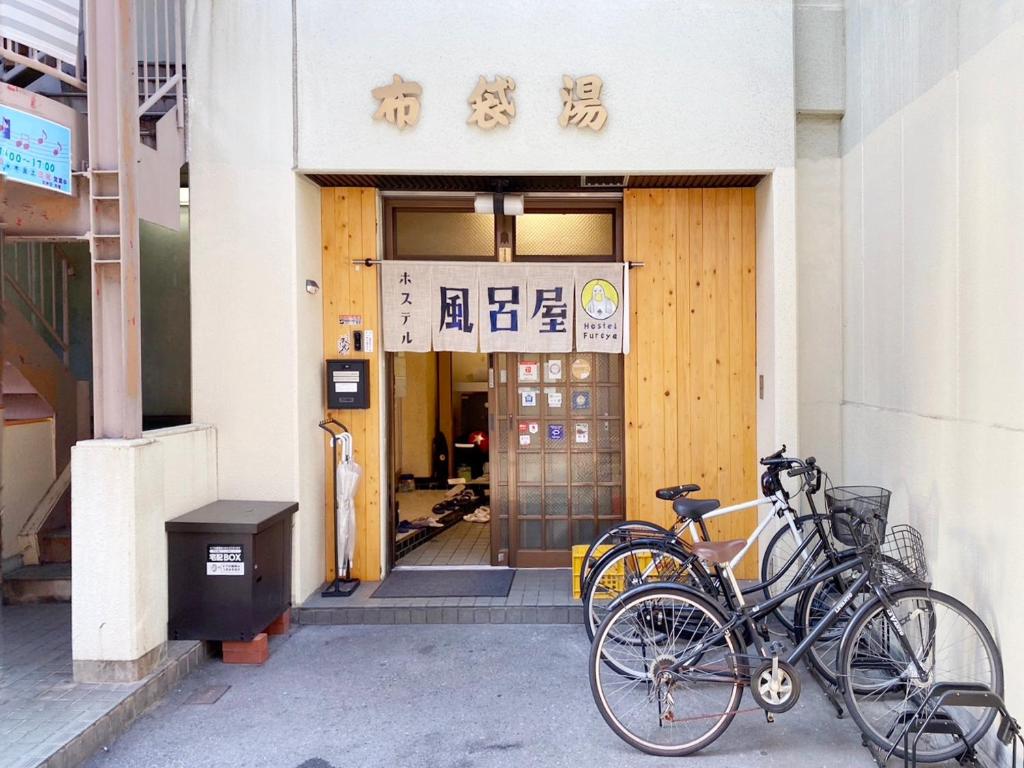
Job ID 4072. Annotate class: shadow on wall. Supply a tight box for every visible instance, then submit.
[64,204,192,430]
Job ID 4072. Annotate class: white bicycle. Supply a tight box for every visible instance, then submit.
[580,448,839,641]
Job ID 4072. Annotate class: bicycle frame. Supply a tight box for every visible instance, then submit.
[666,556,929,683]
[683,492,795,571]
[634,488,831,602]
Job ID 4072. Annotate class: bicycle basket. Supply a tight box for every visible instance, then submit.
[825,486,891,547]
[876,524,930,586]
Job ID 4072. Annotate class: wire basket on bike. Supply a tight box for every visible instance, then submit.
[825,485,891,547]
[876,524,930,586]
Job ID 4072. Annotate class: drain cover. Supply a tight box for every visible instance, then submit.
[184,685,230,705]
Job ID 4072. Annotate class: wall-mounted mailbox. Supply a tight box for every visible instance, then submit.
[326,359,370,409]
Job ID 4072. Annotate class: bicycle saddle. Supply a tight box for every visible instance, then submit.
[672,497,720,521]
[691,539,745,565]
[656,483,700,500]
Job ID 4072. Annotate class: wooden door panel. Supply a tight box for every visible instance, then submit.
[624,189,758,578]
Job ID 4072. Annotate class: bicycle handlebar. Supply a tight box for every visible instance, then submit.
[760,445,787,464]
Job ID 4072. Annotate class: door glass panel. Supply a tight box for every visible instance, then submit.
[544,486,568,515]
[520,520,542,549]
[597,420,621,450]
[518,453,542,482]
[544,453,568,483]
[518,486,542,517]
[572,453,595,483]
[596,388,623,418]
[597,453,621,482]
[546,519,570,549]
[571,485,595,517]
[573,519,595,545]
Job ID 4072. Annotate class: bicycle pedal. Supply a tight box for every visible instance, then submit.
[767,640,787,655]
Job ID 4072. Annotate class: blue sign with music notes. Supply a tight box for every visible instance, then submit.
[0,105,72,196]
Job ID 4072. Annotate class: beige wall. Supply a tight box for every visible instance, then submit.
[396,352,437,478]
[1,419,56,560]
[188,1,327,600]
[452,353,487,384]
[71,425,218,674]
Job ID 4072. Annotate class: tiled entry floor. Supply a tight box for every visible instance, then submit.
[396,519,490,566]
[0,604,204,768]
[298,568,581,625]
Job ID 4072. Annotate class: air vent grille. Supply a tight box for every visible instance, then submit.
[580,175,627,188]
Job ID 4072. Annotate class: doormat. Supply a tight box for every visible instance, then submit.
[371,569,515,598]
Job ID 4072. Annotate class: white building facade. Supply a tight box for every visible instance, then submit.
[67,0,1022,729]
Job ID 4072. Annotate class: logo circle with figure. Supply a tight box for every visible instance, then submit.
[580,279,619,320]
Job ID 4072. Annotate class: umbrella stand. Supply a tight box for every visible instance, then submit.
[319,419,361,597]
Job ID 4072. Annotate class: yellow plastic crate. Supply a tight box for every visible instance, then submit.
[571,544,655,599]
[571,544,607,599]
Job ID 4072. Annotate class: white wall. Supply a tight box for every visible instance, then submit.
[187,1,327,602]
[296,0,796,173]
[841,0,1024,726]
[185,0,801,596]
[756,170,800,461]
[794,0,845,114]
[71,425,217,670]
[1,419,56,559]
[796,116,842,475]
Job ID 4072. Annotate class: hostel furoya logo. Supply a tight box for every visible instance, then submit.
[580,279,619,320]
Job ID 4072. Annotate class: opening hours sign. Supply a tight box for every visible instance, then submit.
[0,105,72,196]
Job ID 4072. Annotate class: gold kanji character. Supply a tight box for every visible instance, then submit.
[467,75,516,130]
[559,74,608,132]
[372,74,422,130]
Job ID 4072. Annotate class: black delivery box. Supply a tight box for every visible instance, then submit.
[166,500,296,642]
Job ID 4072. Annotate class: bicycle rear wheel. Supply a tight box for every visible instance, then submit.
[590,586,743,757]
[578,520,669,600]
[839,588,1003,763]
[582,539,705,642]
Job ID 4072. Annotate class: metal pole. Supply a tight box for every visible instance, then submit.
[86,0,143,438]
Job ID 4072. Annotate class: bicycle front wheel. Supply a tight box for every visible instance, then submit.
[839,588,1003,763]
[761,514,824,633]
[590,586,743,757]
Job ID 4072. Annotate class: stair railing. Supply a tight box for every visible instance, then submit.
[0,36,86,91]
[136,0,186,129]
[1,242,70,366]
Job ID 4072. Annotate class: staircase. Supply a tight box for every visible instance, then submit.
[1,242,76,604]
[2,1,188,603]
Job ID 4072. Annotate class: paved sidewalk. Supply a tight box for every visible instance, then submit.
[0,604,203,768]
[86,624,877,768]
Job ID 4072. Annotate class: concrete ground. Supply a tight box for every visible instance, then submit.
[85,624,879,768]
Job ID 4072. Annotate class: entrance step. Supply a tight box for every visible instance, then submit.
[40,527,72,564]
[2,562,72,604]
[296,603,583,626]
[296,568,582,626]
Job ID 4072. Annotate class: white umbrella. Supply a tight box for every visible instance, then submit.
[335,433,361,581]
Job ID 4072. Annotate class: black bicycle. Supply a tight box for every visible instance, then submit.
[588,485,1003,761]
[581,452,846,645]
